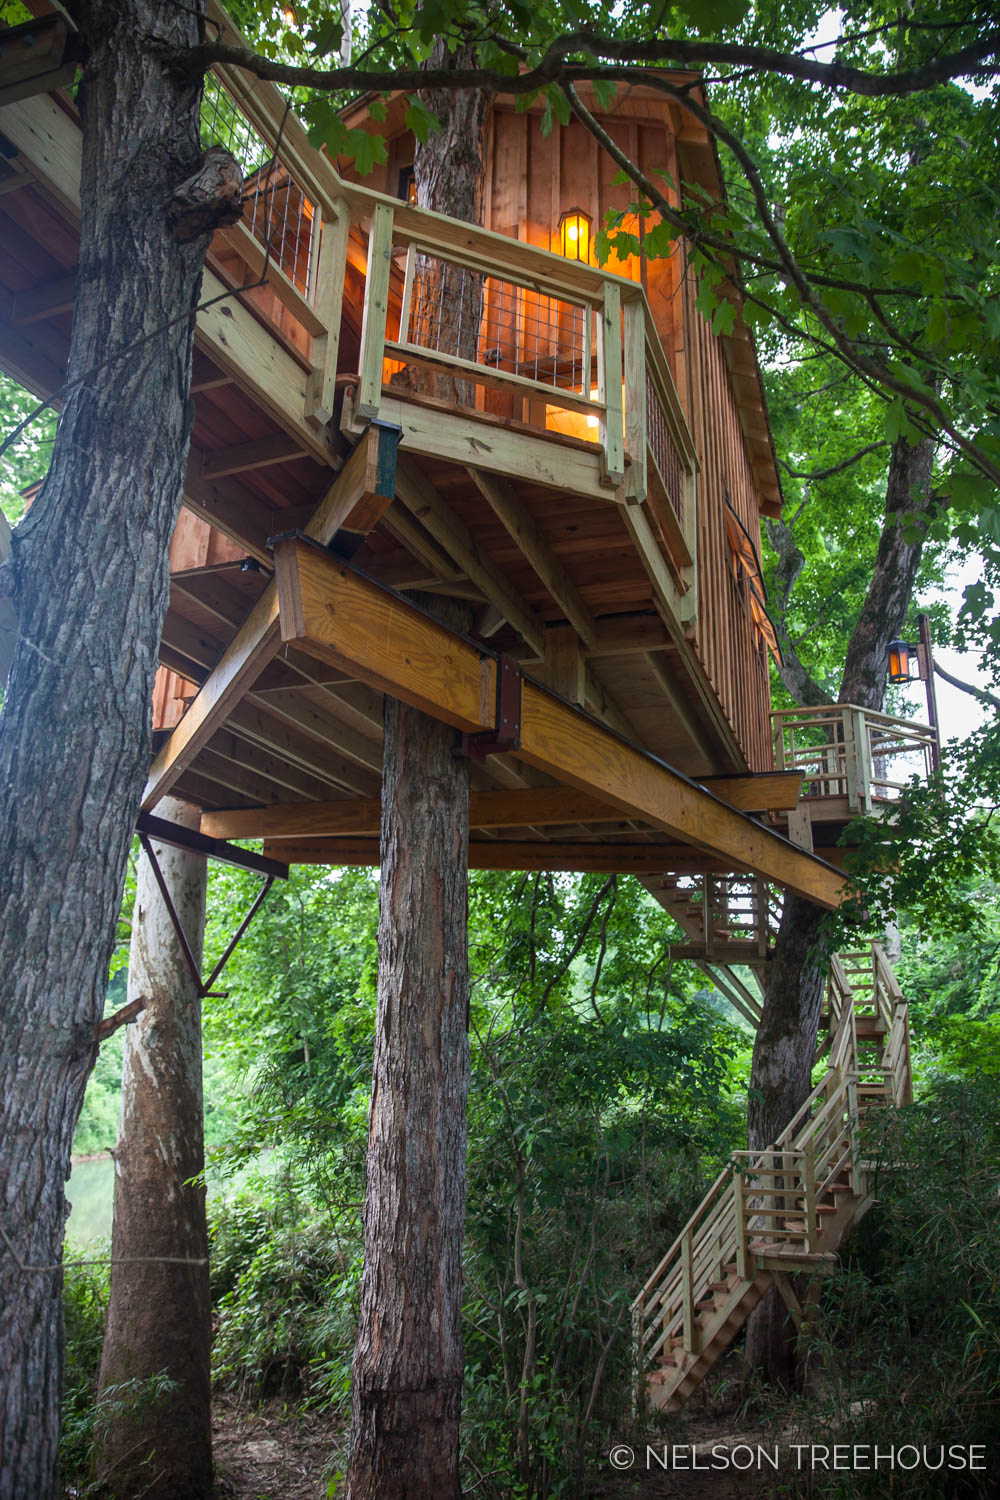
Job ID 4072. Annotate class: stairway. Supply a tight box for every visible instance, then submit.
[633,943,912,1410]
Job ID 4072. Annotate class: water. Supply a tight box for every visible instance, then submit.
[66,1152,270,1246]
[66,1156,116,1245]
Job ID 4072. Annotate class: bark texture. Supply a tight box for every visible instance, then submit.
[0,5,227,1492]
[392,44,492,407]
[346,601,472,1500]
[745,431,937,1386]
[95,798,211,1499]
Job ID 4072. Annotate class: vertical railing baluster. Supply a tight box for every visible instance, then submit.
[623,299,646,501]
[357,201,394,418]
[802,1140,817,1255]
[598,281,624,484]
[734,1168,749,1281]
[304,197,350,429]
[681,1229,697,1353]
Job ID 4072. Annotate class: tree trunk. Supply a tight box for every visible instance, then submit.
[744,895,830,1387]
[345,608,472,1500]
[94,798,212,1499]
[392,43,492,406]
[745,431,938,1386]
[0,5,228,1492]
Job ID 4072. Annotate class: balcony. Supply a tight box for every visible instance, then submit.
[771,704,940,845]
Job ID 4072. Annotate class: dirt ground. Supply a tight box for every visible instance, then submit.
[211,1396,791,1500]
[213,1400,345,1500]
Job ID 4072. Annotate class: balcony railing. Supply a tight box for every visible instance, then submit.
[195,0,699,610]
[771,704,939,816]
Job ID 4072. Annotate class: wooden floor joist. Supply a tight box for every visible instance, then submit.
[200,774,805,842]
[260,837,750,874]
[268,537,845,907]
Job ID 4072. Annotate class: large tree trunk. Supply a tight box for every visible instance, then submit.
[392,43,491,406]
[94,798,212,1499]
[0,5,229,1492]
[745,431,937,1385]
[345,623,472,1500]
[346,62,488,1497]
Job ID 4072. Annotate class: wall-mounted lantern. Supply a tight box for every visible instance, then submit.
[559,207,592,262]
[887,638,918,685]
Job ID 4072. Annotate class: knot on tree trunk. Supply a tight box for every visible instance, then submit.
[166,146,243,243]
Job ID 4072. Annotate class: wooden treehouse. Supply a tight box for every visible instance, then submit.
[0,0,930,1410]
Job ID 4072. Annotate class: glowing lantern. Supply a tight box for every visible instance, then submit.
[559,207,591,262]
[887,639,918,684]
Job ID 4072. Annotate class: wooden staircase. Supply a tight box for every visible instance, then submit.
[633,943,913,1410]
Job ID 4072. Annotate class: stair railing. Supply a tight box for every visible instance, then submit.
[633,942,911,1401]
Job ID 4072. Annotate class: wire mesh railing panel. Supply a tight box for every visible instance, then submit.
[201,70,316,294]
[646,376,685,525]
[400,250,596,404]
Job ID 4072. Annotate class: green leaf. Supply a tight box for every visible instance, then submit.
[591,79,618,112]
[308,17,343,56]
[346,128,388,177]
[404,97,439,144]
[712,300,737,337]
[369,98,388,123]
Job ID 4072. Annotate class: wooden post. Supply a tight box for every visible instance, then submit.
[917,612,942,771]
[801,1141,817,1255]
[681,1229,698,1354]
[853,708,873,813]
[542,623,585,705]
[623,298,646,502]
[305,197,350,428]
[598,281,624,485]
[847,1077,865,1196]
[734,1169,749,1281]
[357,201,394,418]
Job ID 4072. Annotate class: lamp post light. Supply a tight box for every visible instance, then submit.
[887,617,941,770]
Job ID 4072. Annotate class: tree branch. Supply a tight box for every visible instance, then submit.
[934,660,1000,713]
[185,31,1000,101]
[779,441,890,482]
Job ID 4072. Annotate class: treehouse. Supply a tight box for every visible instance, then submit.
[0,2,931,1421]
[0,0,938,925]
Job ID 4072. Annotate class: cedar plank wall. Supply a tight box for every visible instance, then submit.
[684,264,772,772]
[484,102,772,772]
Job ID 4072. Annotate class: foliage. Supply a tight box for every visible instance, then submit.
[768,1079,1000,1498]
[61,1260,110,1488]
[0,371,56,528]
[209,1171,360,1408]
[829,724,1000,946]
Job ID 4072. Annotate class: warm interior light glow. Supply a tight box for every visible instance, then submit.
[282,3,296,22]
[559,207,592,263]
[587,384,600,428]
[887,639,915,685]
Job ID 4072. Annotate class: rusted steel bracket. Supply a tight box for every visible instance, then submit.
[136,816,282,999]
[456,653,522,762]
